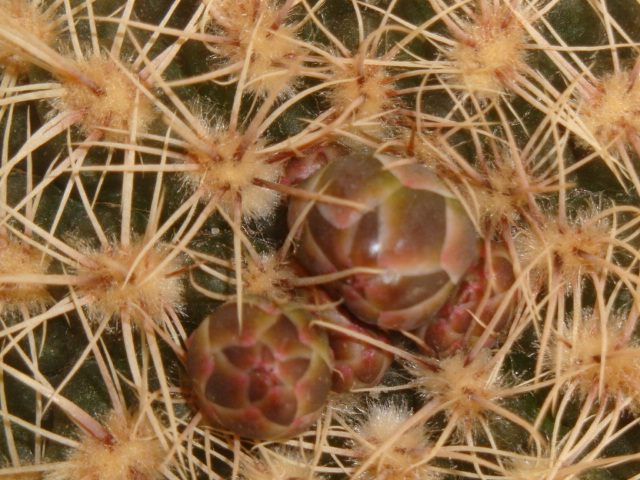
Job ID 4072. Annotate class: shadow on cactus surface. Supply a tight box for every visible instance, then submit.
[3,0,640,478]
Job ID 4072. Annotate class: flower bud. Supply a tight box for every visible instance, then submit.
[321,305,393,392]
[420,246,517,356]
[288,154,480,330]
[186,296,334,440]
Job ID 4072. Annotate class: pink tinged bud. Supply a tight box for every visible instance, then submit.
[378,187,446,274]
[186,354,215,383]
[440,200,480,282]
[315,156,396,230]
[288,154,480,331]
[284,144,349,186]
[279,358,311,384]
[262,387,297,425]
[283,153,328,186]
[334,365,356,390]
[420,247,517,356]
[186,296,334,440]
[320,305,393,392]
[202,404,220,423]
[205,368,249,408]
[297,326,314,344]
[389,161,454,197]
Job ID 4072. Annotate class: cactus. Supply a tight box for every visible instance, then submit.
[1,0,640,479]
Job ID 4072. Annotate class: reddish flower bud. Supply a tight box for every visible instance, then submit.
[419,246,517,356]
[288,154,480,330]
[186,296,334,440]
[321,306,393,393]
